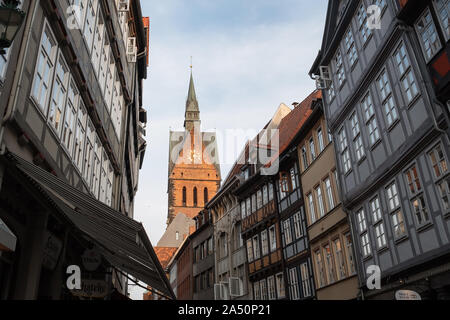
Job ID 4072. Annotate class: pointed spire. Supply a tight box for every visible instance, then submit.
[187,71,198,109]
[184,67,200,131]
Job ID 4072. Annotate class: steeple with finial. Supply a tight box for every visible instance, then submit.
[184,58,201,131]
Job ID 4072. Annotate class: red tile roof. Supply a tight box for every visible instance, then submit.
[154,247,178,270]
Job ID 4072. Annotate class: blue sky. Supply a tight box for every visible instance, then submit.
[129,0,328,298]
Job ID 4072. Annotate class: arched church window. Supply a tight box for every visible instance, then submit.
[193,187,198,207]
[182,187,187,206]
[204,188,209,205]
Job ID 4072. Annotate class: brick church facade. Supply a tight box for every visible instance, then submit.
[158,72,221,247]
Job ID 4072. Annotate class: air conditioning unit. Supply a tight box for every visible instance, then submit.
[214,282,230,300]
[126,37,137,63]
[118,0,130,12]
[229,277,244,297]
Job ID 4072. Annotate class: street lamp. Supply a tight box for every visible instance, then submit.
[0,0,25,55]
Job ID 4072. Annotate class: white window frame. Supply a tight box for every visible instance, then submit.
[415,7,442,62]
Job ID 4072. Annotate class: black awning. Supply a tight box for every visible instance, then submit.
[3,152,174,300]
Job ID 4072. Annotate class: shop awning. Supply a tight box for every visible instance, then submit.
[3,152,175,299]
[0,218,16,252]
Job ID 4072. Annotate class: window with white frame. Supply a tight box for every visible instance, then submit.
[251,194,257,213]
[361,93,380,145]
[386,182,400,211]
[288,268,300,300]
[375,222,387,249]
[74,101,87,171]
[339,127,351,173]
[434,0,450,41]
[48,55,69,135]
[356,209,367,233]
[300,263,311,297]
[309,137,316,161]
[429,144,450,212]
[429,144,449,179]
[391,210,406,238]
[106,163,114,206]
[316,185,325,218]
[253,235,260,260]
[335,49,346,87]
[301,146,308,170]
[350,112,365,161]
[62,80,79,154]
[333,238,347,280]
[262,185,268,205]
[373,0,387,11]
[345,27,358,67]
[246,198,251,216]
[324,177,335,210]
[268,183,274,201]
[317,127,325,153]
[84,120,95,182]
[246,239,254,262]
[83,0,99,52]
[357,3,372,44]
[32,25,57,112]
[361,232,371,257]
[267,276,276,300]
[415,8,442,62]
[315,250,326,288]
[275,273,285,299]
[293,212,303,239]
[344,232,356,275]
[99,152,108,203]
[328,79,336,102]
[257,189,263,209]
[377,69,398,127]
[105,50,115,110]
[283,219,292,246]
[308,193,317,224]
[394,43,419,104]
[253,282,261,300]
[240,201,246,219]
[370,197,382,222]
[269,225,277,252]
[260,279,268,300]
[409,185,430,226]
[261,230,269,256]
[323,244,336,284]
[98,38,109,94]
[91,8,105,76]
[91,136,102,197]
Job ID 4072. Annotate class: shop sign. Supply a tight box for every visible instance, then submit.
[395,290,422,300]
[82,248,102,271]
[71,279,109,298]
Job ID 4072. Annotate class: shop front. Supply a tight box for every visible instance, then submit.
[0,152,175,300]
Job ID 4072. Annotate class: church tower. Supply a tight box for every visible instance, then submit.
[158,71,221,248]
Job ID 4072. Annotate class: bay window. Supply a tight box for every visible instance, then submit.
[415,8,442,62]
[74,102,87,171]
[48,56,69,135]
[32,26,57,113]
[62,80,79,154]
